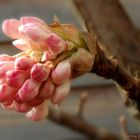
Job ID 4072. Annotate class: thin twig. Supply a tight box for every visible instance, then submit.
[76,92,88,117]
[119,115,129,140]
[48,105,120,140]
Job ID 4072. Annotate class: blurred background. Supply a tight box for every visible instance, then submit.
[0,0,139,139]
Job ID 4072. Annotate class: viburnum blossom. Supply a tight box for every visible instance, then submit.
[0,16,93,121]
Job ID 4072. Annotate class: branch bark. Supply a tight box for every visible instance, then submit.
[48,106,120,140]
[73,0,140,77]
[73,0,140,120]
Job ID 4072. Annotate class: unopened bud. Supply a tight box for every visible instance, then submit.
[14,56,35,70]
[45,33,67,54]
[0,84,17,102]
[52,60,71,85]
[12,39,30,51]
[51,80,71,104]
[40,78,55,99]
[14,102,32,113]
[26,100,49,121]
[17,79,40,101]
[2,19,21,39]
[0,61,14,78]
[31,63,50,82]
[28,96,44,107]
[6,70,28,88]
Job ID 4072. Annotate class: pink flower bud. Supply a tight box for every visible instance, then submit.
[31,63,50,82]
[2,100,13,106]
[6,70,28,88]
[45,33,67,54]
[14,93,24,104]
[20,16,46,25]
[19,23,45,41]
[14,102,32,113]
[41,51,56,62]
[0,84,17,102]
[12,39,30,51]
[0,54,14,61]
[0,16,92,121]
[2,19,21,39]
[26,100,49,121]
[1,101,15,110]
[19,23,51,50]
[28,96,44,107]
[51,80,71,104]
[0,78,6,85]
[40,78,55,99]
[18,79,40,101]
[14,56,35,70]
[0,61,14,78]
[52,60,71,85]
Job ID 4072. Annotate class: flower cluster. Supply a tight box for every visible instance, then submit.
[0,16,93,121]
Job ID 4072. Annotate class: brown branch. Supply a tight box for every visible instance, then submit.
[73,0,140,76]
[82,31,140,120]
[48,105,120,140]
[73,0,140,120]
[76,92,88,117]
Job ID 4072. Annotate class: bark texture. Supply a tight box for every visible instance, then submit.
[73,0,140,120]
[74,0,140,76]
[48,106,120,140]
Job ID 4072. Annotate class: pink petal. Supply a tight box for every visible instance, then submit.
[1,101,15,110]
[14,102,32,113]
[12,39,30,51]
[52,60,71,85]
[45,33,67,54]
[2,100,13,106]
[20,16,46,25]
[6,70,28,88]
[26,100,49,121]
[19,23,44,41]
[19,23,51,50]
[20,17,49,33]
[0,61,14,78]
[14,93,24,104]
[18,79,40,101]
[2,19,21,39]
[31,63,50,82]
[14,56,35,70]
[0,84,17,102]
[40,78,55,99]
[51,80,71,104]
